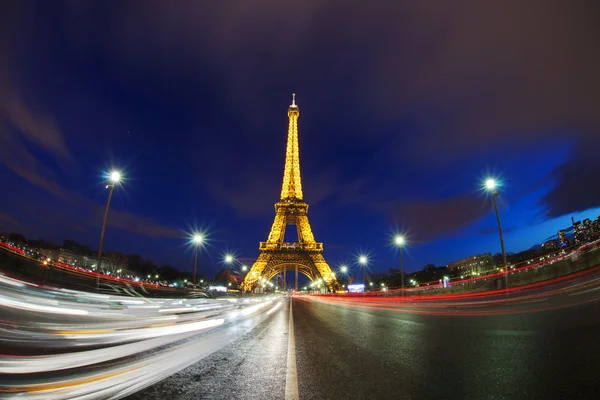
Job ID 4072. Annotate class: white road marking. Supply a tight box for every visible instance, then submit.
[521,298,548,304]
[285,298,299,400]
[569,286,600,296]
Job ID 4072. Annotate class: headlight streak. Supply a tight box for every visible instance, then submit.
[0,295,89,316]
[0,278,285,399]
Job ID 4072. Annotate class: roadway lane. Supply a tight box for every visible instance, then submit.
[6,267,599,399]
[127,297,290,400]
[293,292,600,400]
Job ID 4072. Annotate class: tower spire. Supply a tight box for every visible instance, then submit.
[280,94,303,200]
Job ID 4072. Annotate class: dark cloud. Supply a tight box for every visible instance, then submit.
[0,211,19,229]
[387,195,490,242]
[205,162,369,218]
[542,141,600,217]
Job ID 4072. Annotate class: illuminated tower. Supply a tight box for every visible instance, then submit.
[241,94,339,292]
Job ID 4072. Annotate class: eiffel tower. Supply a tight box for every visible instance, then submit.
[241,94,339,293]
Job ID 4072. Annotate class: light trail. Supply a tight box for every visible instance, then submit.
[300,264,600,316]
[0,274,285,398]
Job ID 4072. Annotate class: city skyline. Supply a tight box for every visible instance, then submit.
[1,2,599,277]
[3,207,599,277]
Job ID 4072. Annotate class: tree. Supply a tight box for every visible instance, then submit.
[157,265,182,281]
[7,232,27,246]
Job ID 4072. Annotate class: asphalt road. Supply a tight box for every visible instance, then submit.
[293,295,600,399]
[131,275,600,400]
[4,267,600,399]
[127,297,290,400]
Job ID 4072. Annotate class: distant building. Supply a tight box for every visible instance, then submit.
[447,253,492,275]
[583,218,593,242]
[541,240,558,250]
[593,217,600,239]
[557,230,569,247]
[38,247,126,273]
[573,217,585,244]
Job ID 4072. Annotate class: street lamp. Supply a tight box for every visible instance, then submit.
[485,178,508,289]
[192,234,204,285]
[224,254,234,287]
[394,235,406,296]
[358,255,368,291]
[241,264,248,272]
[340,265,348,274]
[96,170,121,290]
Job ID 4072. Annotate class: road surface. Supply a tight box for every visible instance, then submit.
[3,267,600,399]
[131,272,600,400]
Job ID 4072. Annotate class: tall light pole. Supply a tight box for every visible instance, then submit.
[192,234,204,285]
[339,265,348,291]
[358,255,368,292]
[97,171,121,290]
[485,179,508,289]
[224,254,234,287]
[394,235,405,297]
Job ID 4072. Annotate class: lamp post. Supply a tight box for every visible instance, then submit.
[485,179,508,289]
[224,254,234,287]
[192,234,204,285]
[97,171,121,290]
[339,265,348,291]
[394,235,405,297]
[358,255,368,292]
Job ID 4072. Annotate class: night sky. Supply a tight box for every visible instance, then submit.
[1,1,599,278]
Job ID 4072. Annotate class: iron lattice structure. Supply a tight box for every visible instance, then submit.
[241,95,339,292]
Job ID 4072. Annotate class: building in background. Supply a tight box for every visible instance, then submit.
[541,240,558,250]
[447,253,492,276]
[573,217,585,244]
[37,247,128,274]
[583,219,593,241]
[557,230,569,247]
[593,217,600,239]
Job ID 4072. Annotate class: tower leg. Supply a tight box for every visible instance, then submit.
[295,265,298,291]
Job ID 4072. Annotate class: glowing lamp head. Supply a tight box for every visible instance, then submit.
[193,234,204,244]
[358,255,368,265]
[241,265,248,272]
[394,235,405,246]
[485,179,496,191]
[340,265,348,274]
[225,254,234,264]
[110,171,121,183]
